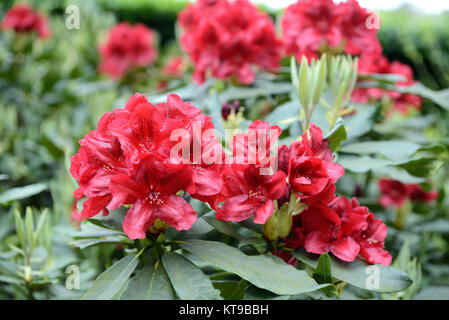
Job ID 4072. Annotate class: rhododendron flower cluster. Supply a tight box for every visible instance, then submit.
[70,93,224,239]
[163,56,187,78]
[281,0,421,113]
[274,124,391,265]
[178,0,281,84]
[98,22,158,79]
[378,178,439,208]
[70,94,391,265]
[1,3,51,39]
[281,0,381,61]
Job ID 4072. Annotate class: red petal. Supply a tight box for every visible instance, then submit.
[304,231,330,254]
[218,194,254,222]
[155,195,197,230]
[254,200,274,224]
[123,199,156,240]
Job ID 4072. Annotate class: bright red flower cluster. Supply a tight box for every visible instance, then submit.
[71,95,391,264]
[70,93,223,239]
[98,22,158,79]
[378,178,438,208]
[281,0,421,113]
[178,0,281,84]
[352,55,422,113]
[275,124,391,265]
[1,3,51,39]
[281,0,381,60]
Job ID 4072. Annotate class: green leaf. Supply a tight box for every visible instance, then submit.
[213,279,247,300]
[313,254,332,284]
[264,100,301,130]
[325,118,347,151]
[340,140,420,162]
[201,212,244,241]
[121,261,175,300]
[413,287,449,300]
[343,104,377,141]
[411,219,449,234]
[81,253,140,300]
[162,252,221,300]
[0,183,48,204]
[399,82,449,110]
[292,248,412,293]
[180,240,331,296]
[69,238,124,249]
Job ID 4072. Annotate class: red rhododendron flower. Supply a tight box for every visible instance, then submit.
[339,0,381,56]
[378,178,438,208]
[302,196,369,262]
[281,0,345,60]
[163,56,187,78]
[178,0,281,84]
[358,213,392,265]
[108,156,196,239]
[378,178,409,208]
[99,22,158,79]
[406,184,439,203]
[70,112,128,219]
[287,123,344,204]
[216,164,286,224]
[70,93,225,239]
[2,3,51,39]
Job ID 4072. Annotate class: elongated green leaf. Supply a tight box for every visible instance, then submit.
[121,262,175,300]
[313,254,332,284]
[82,253,140,300]
[292,248,412,293]
[201,212,243,240]
[325,118,347,151]
[181,240,331,296]
[69,238,124,249]
[0,183,47,204]
[162,252,221,300]
[340,140,420,162]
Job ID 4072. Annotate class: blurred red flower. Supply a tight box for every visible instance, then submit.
[2,3,51,39]
[99,22,158,78]
[178,0,281,84]
[70,93,224,239]
[378,178,438,208]
[281,0,381,60]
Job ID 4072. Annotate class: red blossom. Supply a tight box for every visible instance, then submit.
[70,93,224,239]
[163,56,187,78]
[216,164,286,224]
[2,3,51,39]
[378,178,409,208]
[99,22,158,79]
[358,213,392,265]
[281,0,346,60]
[406,184,439,203]
[288,124,344,204]
[339,0,382,56]
[178,0,281,84]
[378,178,438,208]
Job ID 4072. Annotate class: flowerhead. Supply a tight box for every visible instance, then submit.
[2,3,51,39]
[178,0,281,84]
[70,93,224,239]
[99,22,158,79]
